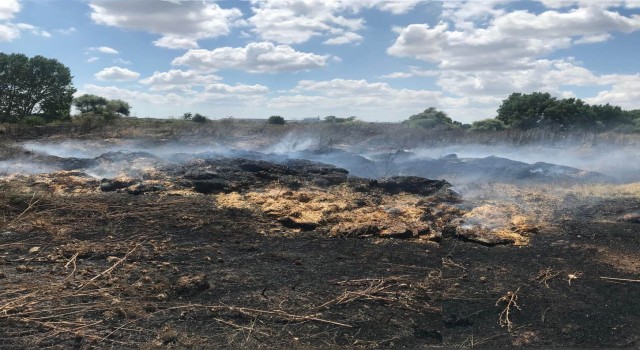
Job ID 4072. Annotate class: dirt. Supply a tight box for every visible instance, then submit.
[0,139,639,349]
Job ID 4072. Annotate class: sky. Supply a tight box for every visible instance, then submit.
[1,0,640,123]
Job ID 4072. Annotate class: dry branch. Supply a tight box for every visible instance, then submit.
[496,287,521,332]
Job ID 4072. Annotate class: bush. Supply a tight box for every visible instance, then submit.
[21,115,47,126]
[191,113,208,123]
[267,115,285,125]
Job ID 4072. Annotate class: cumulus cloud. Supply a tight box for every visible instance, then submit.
[89,0,243,49]
[172,42,330,73]
[140,69,222,91]
[95,66,141,82]
[388,5,640,71]
[247,0,423,45]
[0,0,20,21]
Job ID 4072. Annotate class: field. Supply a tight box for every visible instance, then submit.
[1,120,639,349]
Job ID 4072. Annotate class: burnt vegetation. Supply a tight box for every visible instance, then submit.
[1,53,640,349]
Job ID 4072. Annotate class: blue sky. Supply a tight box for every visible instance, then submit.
[1,0,640,123]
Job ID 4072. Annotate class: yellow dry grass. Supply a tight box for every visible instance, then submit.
[461,204,538,246]
[215,185,457,239]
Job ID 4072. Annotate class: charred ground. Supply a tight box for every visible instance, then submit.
[0,128,639,349]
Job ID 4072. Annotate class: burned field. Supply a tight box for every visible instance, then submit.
[1,138,639,348]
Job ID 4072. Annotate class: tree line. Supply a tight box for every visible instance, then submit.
[2,53,640,132]
[0,53,130,125]
[405,92,640,133]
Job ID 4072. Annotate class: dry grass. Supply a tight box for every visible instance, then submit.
[215,185,459,239]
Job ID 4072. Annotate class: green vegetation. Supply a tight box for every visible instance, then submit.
[495,92,637,131]
[471,118,507,131]
[324,116,357,123]
[182,112,208,123]
[0,53,76,123]
[73,94,130,122]
[267,115,285,125]
[402,107,466,130]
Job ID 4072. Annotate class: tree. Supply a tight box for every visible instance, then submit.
[0,53,76,122]
[268,115,285,125]
[73,94,131,121]
[496,92,557,129]
[106,99,131,117]
[403,107,457,129]
[73,94,108,114]
[191,113,207,123]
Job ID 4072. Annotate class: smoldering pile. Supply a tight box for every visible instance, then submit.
[0,139,617,245]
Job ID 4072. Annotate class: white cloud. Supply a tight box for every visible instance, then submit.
[0,0,20,21]
[380,66,440,79]
[272,78,443,115]
[140,69,222,91]
[323,31,363,45]
[388,5,640,71]
[86,57,99,63]
[172,42,330,73]
[0,23,19,41]
[95,66,141,82]
[248,0,364,44]
[586,75,640,109]
[247,0,426,45]
[89,1,243,49]
[574,33,613,44]
[205,83,269,95]
[55,27,76,35]
[0,22,51,42]
[89,46,119,55]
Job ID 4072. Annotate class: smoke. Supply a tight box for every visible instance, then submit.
[4,136,640,186]
[407,143,640,182]
[0,160,57,175]
[263,133,317,154]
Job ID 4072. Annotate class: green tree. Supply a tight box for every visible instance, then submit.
[268,115,285,125]
[0,53,76,122]
[73,94,131,121]
[191,113,207,123]
[471,118,507,131]
[496,92,557,129]
[106,99,131,117]
[73,94,108,114]
[403,107,456,129]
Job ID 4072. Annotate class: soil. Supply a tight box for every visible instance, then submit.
[0,138,639,349]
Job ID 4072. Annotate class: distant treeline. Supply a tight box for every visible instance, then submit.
[406,92,640,133]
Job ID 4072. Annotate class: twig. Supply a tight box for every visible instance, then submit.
[600,276,640,283]
[531,267,560,288]
[496,288,521,332]
[63,252,79,281]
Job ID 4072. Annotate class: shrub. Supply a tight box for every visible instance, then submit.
[21,115,47,126]
[267,115,285,125]
[191,113,208,123]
